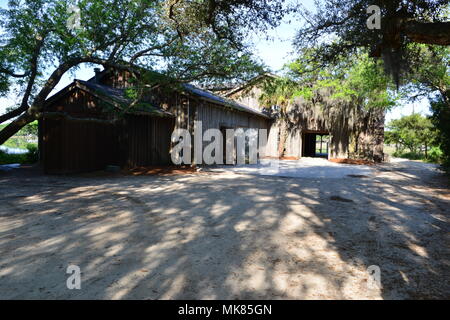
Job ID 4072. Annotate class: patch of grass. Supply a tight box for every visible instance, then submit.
[25,143,38,163]
[393,151,424,160]
[392,148,443,164]
[0,150,27,165]
[0,121,38,149]
[383,144,396,156]
[386,144,443,164]
[2,136,34,149]
[0,144,38,165]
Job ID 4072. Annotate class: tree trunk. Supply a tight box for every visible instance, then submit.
[0,104,29,124]
[278,120,287,158]
[0,56,129,144]
[0,112,36,145]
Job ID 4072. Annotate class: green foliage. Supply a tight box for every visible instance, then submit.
[391,146,443,164]
[20,121,38,136]
[428,146,444,163]
[0,0,287,96]
[294,0,450,84]
[431,98,450,172]
[403,45,450,106]
[259,51,398,112]
[386,113,439,158]
[0,143,38,165]
[0,149,26,165]
[0,121,38,149]
[259,77,298,108]
[344,55,398,109]
[124,87,139,100]
[2,137,28,149]
[392,150,424,160]
[25,143,39,163]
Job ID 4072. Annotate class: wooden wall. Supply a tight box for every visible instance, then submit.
[146,86,271,164]
[41,118,119,174]
[41,88,119,174]
[41,86,175,173]
[41,69,272,174]
[227,85,265,111]
[125,115,174,167]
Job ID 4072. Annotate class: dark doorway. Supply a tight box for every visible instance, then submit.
[302,132,329,158]
[303,133,316,157]
[220,126,235,165]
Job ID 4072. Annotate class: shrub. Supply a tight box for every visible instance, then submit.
[0,143,38,165]
[427,147,443,164]
[392,150,424,160]
[431,99,450,173]
[392,147,443,164]
[0,149,27,165]
[25,143,39,164]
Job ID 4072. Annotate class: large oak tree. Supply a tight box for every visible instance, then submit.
[0,0,287,144]
[295,0,449,85]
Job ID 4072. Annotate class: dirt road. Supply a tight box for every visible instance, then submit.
[0,159,449,299]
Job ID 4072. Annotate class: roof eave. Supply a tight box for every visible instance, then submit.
[44,80,174,118]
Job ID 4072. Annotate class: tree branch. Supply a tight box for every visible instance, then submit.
[130,36,179,63]
[403,21,450,46]
[0,104,29,124]
[0,67,29,78]
[0,34,46,124]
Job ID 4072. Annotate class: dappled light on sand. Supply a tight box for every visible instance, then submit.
[0,159,449,299]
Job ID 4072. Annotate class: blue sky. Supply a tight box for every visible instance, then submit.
[0,0,431,124]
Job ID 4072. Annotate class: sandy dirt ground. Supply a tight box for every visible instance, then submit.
[207,157,374,179]
[0,159,449,299]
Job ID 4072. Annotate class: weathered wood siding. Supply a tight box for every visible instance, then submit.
[194,101,270,163]
[227,81,386,162]
[196,101,268,131]
[41,117,119,174]
[265,125,279,157]
[41,68,273,173]
[125,115,174,167]
[41,86,174,173]
[101,69,135,89]
[227,85,265,111]
[41,88,119,174]
[285,130,302,158]
[147,86,271,164]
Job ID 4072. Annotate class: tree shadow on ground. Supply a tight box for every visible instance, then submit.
[0,161,448,299]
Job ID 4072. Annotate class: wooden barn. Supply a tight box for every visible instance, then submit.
[225,74,385,162]
[39,68,271,174]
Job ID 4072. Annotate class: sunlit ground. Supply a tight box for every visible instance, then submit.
[0,159,449,299]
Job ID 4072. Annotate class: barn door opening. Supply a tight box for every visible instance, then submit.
[302,132,329,158]
[315,134,329,158]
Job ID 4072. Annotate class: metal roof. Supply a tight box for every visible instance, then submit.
[182,83,271,119]
[44,79,174,118]
[86,67,271,119]
[78,80,129,104]
[78,80,174,117]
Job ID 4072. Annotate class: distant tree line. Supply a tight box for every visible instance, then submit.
[385,113,442,162]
